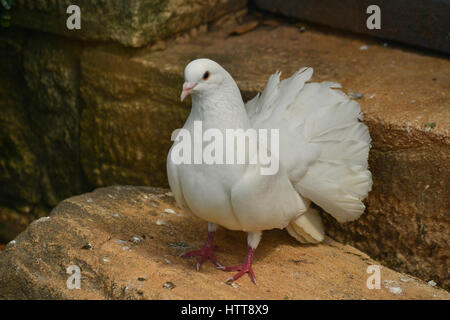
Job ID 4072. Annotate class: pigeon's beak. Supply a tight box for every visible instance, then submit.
[180,82,197,102]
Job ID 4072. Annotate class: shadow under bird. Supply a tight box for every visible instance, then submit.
[167,58,372,284]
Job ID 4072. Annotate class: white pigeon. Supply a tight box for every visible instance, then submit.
[167,58,372,284]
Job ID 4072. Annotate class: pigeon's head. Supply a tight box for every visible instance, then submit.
[180,58,231,101]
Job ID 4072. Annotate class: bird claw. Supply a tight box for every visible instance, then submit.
[223,263,257,284]
[181,245,222,271]
[222,246,257,284]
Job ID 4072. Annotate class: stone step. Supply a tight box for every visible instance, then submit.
[11,0,247,47]
[80,21,450,289]
[254,0,450,53]
[0,186,448,299]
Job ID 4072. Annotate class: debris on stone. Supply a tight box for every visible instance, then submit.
[168,241,191,249]
[229,21,259,36]
[400,275,413,283]
[102,257,110,263]
[111,213,121,218]
[368,94,376,99]
[348,91,364,99]
[294,23,307,33]
[428,280,437,287]
[359,45,369,51]
[156,219,170,226]
[406,122,412,134]
[35,216,50,223]
[384,280,403,295]
[389,287,403,295]
[122,246,130,251]
[289,259,309,265]
[424,122,436,132]
[131,236,142,244]
[86,198,93,203]
[163,281,176,290]
[81,243,93,250]
[164,208,176,214]
[107,194,114,199]
[384,280,400,286]
[165,192,173,197]
[225,279,239,288]
[8,240,16,246]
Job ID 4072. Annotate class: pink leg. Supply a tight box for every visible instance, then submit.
[224,246,257,284]
[181,226,223,271]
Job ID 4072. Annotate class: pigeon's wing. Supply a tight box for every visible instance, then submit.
[230,151,308,232]
[246,68,372,241]
[166,147,193,215]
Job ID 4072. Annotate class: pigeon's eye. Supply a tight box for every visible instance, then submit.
[202,71,210,80]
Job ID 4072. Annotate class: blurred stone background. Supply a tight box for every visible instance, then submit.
[0,0,248,241]
[0,0,448,291]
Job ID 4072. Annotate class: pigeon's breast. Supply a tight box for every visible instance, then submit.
[177,163,245,231]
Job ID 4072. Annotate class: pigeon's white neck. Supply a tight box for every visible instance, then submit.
[190,79,250,130]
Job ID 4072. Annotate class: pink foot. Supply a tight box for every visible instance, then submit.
[223,246,257,284]
[181,231,223,271]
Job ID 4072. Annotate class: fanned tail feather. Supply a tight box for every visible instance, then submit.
[246,67,372,240]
